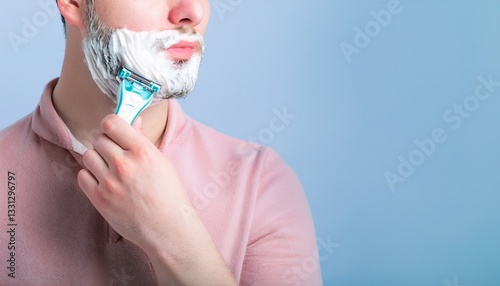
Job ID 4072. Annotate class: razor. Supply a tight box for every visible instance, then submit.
[115,67,162,125]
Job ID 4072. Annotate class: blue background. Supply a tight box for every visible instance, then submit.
[2,1,500,285]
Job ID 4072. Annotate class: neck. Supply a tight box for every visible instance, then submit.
[52,25,168,149]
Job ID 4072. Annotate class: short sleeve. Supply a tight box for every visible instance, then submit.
[240,147,323,286]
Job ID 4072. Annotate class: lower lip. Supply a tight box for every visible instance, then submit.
[166,47,195,60]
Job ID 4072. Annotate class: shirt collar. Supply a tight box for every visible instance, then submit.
[32,78,190,156]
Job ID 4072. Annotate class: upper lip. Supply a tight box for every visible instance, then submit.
[167,41,199,50]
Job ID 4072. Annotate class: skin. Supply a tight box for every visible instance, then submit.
[53,0,237,285]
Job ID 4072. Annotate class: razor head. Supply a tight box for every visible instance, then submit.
[115,67,161,125]
[118,67,161,94]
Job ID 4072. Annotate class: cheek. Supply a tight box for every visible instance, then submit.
[95,0,169,31]
[94,0,210,34]
[197,0,210,35]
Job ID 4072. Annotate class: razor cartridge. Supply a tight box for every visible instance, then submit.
[115,67,162,125]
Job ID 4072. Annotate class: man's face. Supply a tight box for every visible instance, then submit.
[81,0,210,101]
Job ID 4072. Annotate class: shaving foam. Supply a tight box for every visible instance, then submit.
[83,28,205,102]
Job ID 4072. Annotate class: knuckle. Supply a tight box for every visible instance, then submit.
[82,150,92,164]
[101,116,119,133]
[113,157,133,179]
[92,133,106,148]
[134,147,152,161]
[100,178,117,194]
[109,151,122,164]
[94,190,111,209]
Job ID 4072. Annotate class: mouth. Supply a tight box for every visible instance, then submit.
[165,41,200,61]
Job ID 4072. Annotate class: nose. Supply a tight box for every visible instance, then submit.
[168,0,205,28]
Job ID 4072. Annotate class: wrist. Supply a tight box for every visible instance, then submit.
[143,218,237,285]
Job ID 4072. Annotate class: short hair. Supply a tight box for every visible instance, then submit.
[57,0,94,34]
[55,0,66,33]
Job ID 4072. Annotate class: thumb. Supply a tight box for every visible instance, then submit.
[132,116,146,136]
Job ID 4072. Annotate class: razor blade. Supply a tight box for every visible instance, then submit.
[115,67,162,125]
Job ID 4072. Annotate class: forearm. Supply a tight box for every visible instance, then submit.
[145,215,238,286]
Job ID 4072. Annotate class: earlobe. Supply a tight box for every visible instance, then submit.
[57,0,86,30]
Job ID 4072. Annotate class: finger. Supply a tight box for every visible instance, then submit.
[82,149,109,183]
[132,116,148,138]
[132,115,142,131]
[77,168,99,196]
[101,114,149,151]
[92,133,124,167]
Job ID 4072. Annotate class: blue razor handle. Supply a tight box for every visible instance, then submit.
[115,67,161,125]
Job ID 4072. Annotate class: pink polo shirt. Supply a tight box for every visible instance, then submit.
[0,79,321,285]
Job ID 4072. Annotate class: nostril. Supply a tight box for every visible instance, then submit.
[168,1,204,28]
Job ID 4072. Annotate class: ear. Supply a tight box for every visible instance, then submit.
[57,0,86,30]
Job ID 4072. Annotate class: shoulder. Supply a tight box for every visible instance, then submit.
[0,114,39,175]
[186,115,300,192]
[0,115,34,149]
[186,116,289,168]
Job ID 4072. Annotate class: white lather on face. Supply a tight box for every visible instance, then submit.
[111,29,205,101]
[82,28,205,102]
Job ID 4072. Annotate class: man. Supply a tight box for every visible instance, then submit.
[0,0,321,285]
